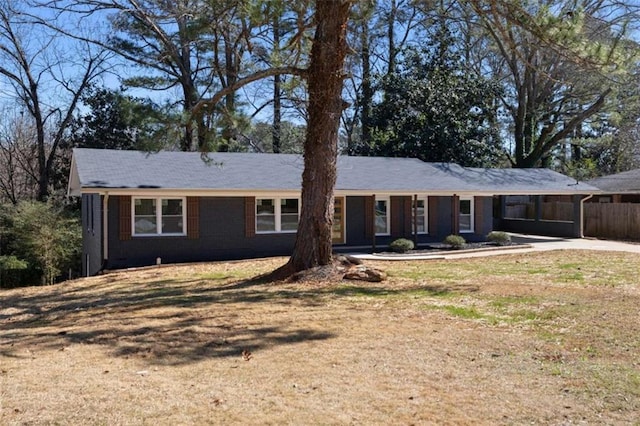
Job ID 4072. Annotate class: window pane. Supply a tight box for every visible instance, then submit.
[134,199,157,234]
[280,199,299,231]
[413,199,426,233]
[135,216,157,234]
[256,199,276,232]
[459,215,471,231]
[256,215,276,232]
[162,216,183,233]
[375,200,388,234]
[460,199,471,215]
[135,198,155,215]
[160,199,183,234]
[257,199,275,215]
[281,198,298,214]
[281,214,299,231]
[162,199,182,215]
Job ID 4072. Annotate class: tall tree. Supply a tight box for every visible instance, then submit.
[357,30,504,167]
[0,1,108,201]
[66,86,169,151]
[467,0,639,168]
[41,0,309,151]
[277,0,353,275]
[0,114,39,204]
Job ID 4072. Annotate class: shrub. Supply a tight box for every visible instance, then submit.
[0,255,29,289]
[389,238,415,253]
[486,231,511,246]
[444,234,466,249]
[2,201,81,285]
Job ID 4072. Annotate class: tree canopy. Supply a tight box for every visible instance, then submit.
[355,28,504,167]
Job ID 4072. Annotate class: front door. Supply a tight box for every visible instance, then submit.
[332,196,345,244]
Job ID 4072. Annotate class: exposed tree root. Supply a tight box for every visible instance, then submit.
[257,255,386,284]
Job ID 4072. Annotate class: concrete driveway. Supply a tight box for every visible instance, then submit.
[448,233,640,259]
[354,233,640,261]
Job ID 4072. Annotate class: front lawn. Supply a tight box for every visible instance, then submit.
[1,250,639,424]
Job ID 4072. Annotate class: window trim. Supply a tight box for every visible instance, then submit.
[255,197,300,234]
[459,196,475,233]
[375,196,390,236]
[132,197,187,237]
[413,196,428,234]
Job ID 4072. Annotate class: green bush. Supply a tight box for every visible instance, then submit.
[444,234,466,249]
[486,231,511,246]
[389,238,415,253]
[1,201,81,285]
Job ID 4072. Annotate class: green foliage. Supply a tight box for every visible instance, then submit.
[486,231,511,246]
[389,238,414,253]
[471,0,639,168]
[67,86,171,151]
[1,202,81,285]
[444,234,466,249]
[356,27,504,167]
[240,121,306,153]
[0,255,28,270]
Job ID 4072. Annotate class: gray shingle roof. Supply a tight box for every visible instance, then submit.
[586,169,640,193]
[434,164,598,193]
[69,148,599,195]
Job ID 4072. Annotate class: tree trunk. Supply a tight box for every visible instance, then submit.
[272,15,282,153]
[284,0,352,273]
[359,16,372,152]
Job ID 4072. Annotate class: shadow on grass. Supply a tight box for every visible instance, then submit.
[0,271,460,365]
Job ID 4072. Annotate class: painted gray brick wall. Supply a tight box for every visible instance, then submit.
[107,196,296,270]
[82,194,103,276]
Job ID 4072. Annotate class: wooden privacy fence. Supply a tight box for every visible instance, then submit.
[542,202,574,222]
[505,202,574,222]
[584,203,640,240]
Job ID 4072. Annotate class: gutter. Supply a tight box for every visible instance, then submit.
[580,194,594,238]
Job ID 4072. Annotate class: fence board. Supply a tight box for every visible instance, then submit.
[584,203,640,240]
[542,202,574,222]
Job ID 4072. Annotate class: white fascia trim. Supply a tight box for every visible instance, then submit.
[74,188,600,198]
[67,156,81,197]
[77,188,302,198]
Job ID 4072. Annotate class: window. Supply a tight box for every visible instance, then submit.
[375,198,389,235]
[504,195,535,220]
[412,198,428,234]
[459,197,474,233]
[256,198,299,233]
[133,197,185,236]
[541,195,574,222]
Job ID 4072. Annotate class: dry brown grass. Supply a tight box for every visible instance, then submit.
[1,250,639,425]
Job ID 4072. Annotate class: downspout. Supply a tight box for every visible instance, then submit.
[103,192,109,271]
[580,194,594,238]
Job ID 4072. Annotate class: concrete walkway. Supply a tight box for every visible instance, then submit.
[352,233,640,261]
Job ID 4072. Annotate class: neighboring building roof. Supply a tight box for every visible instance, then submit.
[586,169,640,193]
[68,148,600,196]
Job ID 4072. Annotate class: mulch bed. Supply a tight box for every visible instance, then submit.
[374,241,526,256]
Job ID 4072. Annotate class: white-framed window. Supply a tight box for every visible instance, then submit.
[412,197,428,234]
[459,196,474,233]
[256,198,299,233]
[375,197,390,235]
[133,197,186,236]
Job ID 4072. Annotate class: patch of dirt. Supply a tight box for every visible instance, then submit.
[1,251,639,425]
